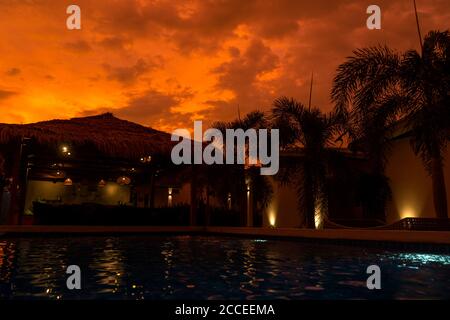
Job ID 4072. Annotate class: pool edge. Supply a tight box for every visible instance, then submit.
[0,225,449,246]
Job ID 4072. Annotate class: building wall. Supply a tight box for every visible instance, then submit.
[263,177,302,228]
[153,183,191,208]
[24,180,131,214]
[385,138,450,223]
[262,138,450,228]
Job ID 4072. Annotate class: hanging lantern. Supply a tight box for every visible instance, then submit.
[64,178,73,186]
[53,170,65,179]
[117,176,131,185]
[98,179,106,188]
[140,155,152,163]
[61,145,72,156]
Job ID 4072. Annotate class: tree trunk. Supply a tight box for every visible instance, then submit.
[149,168,156,209]
[0,155,4,224]
[205,174,211,226]
[7,141,25,225]
[0,183,4,225]
[303,173,316,229]
[305,195,315,228]
[246,182,253,227]
[431,156,448,219]
[190,165,198,226]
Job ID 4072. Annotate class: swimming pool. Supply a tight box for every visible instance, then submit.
[0,235,449,299]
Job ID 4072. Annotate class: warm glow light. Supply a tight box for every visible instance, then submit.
[401,206,417,219]
[168,187,173,207]
[61,145,72,156]
[314,203,323,229]
[268,211,276,227]
[105,184,118,196]
[63,178,73,186]
[393,188,426,221]
[140,156,152,163]
[117,176,131,185]
[227,192,232,210]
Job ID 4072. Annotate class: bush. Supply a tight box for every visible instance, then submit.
[33,202,190,226]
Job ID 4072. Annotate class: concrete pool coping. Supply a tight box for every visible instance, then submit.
[0,225,449,245]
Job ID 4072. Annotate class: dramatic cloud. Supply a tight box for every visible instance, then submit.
[5,68,21,76]
[103,59,152,85]
[0,0,449,131]
[0,89,17,100]
[212,39,280,116]
[97,36,133,51]
[64,40,92,53]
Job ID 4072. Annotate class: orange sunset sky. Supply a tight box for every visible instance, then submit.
[0,0,449,132]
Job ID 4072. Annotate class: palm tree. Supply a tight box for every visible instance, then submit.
[272,97,339,228]
[210,110,273,226]
[334,88,404,220]
[332,30,450,219]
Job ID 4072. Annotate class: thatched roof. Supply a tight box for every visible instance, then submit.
[0,113,173,160]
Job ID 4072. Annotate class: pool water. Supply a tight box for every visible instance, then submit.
[0,235,449,300]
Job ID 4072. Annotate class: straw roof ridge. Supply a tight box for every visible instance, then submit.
[0,113,174,159]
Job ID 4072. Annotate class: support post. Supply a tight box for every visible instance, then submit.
[190,165,198,226]
[7,139,27,225]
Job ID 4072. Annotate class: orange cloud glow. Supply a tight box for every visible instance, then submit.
[0,0,449,132]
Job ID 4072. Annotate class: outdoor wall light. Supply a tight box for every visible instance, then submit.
[55,170,65,178]
[168,188,173,207]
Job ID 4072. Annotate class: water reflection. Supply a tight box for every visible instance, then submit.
[90,237,125,297]
[393,253,450,265]
[0,240,15,297]
[0,236,449,300]
[161,241,174,296]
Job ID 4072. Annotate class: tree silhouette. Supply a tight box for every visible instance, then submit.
[271,97,339,228]
[332,30,450,219]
